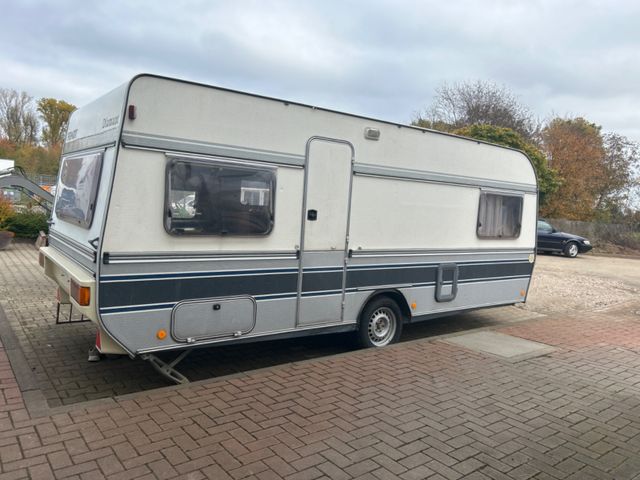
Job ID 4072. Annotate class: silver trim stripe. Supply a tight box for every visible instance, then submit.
[102,249,531,264]
[351,248,533,257]
[121,132,305,167]
[104,251,298,264]
[354,163,537,193]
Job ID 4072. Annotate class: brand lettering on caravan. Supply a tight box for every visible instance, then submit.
[102,115,120,129]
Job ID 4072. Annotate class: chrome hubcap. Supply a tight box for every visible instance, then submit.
[368,307,396,347]
[569,244,578,256]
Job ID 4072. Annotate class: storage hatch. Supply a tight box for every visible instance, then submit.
[171,296,256,342]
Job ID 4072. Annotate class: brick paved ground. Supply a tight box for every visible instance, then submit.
[1,242,640,478]
[0,242,538,407]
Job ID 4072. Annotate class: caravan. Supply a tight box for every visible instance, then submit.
[40,74,537,382]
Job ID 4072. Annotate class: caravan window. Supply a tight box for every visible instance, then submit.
[54,152,103,228]
[165,159,275,236]
[477,193,523,238]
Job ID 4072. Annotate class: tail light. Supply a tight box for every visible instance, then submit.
[70,279,91,306]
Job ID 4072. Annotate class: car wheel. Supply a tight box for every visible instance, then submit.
[563,242,579,258]
[357,296,403,348]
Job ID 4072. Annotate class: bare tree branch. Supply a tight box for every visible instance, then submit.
[0,88,39,145]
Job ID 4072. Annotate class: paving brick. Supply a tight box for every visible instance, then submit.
[201,464,233,480]
[0,444,22,463]
[26,463,55,480]
[96,454,125,476]
[52,460,98,478]
[47,450,72,470]
[400,465,437,480]
[2,244,640,480]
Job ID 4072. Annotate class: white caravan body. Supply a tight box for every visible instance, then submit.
[41,74,537,362]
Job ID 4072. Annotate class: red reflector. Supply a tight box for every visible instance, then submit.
[96,330,101,350]
[128,104,136,120]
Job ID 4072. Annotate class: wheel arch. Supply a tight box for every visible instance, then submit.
[356,289,412,327]
[564,240,580,257]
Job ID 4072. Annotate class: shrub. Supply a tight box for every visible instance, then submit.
[2,211,49,238]
[619,232,640,251]
[0,197,14,225]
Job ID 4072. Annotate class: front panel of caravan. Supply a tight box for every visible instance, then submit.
[95,75,537,355]
[40,84,128,324]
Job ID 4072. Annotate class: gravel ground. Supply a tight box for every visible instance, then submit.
[518,253,640,314]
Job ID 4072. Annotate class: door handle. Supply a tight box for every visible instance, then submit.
[307,209,318,221]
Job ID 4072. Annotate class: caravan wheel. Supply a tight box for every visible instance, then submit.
[358,296,403,348]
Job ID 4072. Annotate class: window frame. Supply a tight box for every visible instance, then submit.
[54,150,104,229]
[163,156,277,237]
[476,190,524,239]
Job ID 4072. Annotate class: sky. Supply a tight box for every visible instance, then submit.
[2,0,640,143]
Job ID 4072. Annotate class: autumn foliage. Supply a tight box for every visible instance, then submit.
[0,196,14,225]
[541,118,605,220]
[0,89,74,176]
[416,81,640,222]
[0,138,61,176]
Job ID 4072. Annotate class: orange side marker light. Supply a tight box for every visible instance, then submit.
[70,279,90,306]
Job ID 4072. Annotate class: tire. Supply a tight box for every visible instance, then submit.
[563,242,579,258]
[357,296,403,348]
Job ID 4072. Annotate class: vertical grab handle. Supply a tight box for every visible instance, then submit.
[435,263,459,302]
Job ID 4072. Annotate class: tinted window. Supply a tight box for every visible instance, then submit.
[477,193,523,239]
[54,152,103,228]
[166,159,275,236]
[537,220,553,232]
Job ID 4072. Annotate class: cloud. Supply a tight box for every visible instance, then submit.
[1,0,640,143]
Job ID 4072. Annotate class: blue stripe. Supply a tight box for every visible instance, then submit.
[99,259,529,283]
[98,274,531,315]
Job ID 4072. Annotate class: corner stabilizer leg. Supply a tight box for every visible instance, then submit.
[88,345,101,362]
[142,350,191,385]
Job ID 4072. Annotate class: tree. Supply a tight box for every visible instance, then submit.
[37,98,76,148]
[415,80,537,141]
[541,117,606,220]
[593,133,640,218]
[453,124,560,204]
[0,138,60,176]
[0,89,38,145]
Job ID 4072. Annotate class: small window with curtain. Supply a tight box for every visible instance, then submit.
[477,192,523,239]
[165,158,275,236]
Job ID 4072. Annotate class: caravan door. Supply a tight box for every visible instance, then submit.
[296,137,354,326]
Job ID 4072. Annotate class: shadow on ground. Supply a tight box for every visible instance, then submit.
[43,306,528,406]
